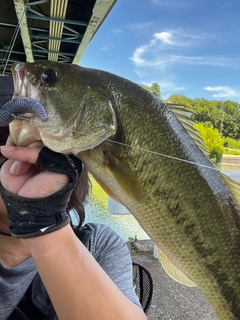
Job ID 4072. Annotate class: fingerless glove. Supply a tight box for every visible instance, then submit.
[0,147,83,238]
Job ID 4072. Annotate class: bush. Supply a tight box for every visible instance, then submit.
[224,137,240,149]
[223,137,240,155]
[194,122,224,163]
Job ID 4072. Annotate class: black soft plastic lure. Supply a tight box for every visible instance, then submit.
[0,97,49,126]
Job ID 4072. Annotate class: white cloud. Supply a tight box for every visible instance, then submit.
[130,30,240,70]
[155,32,174,45]
[204,86,240,99]
[154,30,202,47]
[130,30,199,69]
[151,0,193,8]
[131,53,236,70]
[131,47,146,66]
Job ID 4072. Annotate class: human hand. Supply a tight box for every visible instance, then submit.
[0,141,83,238]
[0,143,70,198]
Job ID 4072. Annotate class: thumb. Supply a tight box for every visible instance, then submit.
[9,160,33,175]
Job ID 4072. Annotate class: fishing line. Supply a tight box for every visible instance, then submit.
[1,0,29,76]
[12,116,220,172]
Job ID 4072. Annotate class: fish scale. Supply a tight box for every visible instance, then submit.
[1,60,240,319]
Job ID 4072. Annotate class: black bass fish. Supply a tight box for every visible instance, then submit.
[2,61,240,320]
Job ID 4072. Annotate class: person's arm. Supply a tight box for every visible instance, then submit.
[0,144,147,320]
[22,225,146,320]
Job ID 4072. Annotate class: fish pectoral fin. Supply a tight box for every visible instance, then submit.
[156,247,196,287]
[94,177,123,204]
[104,151,146,203]
[219,172,240,208]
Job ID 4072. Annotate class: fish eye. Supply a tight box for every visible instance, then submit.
[40,69,57,86]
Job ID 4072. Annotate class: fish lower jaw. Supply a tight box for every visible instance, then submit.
[10,135,41,147]
[9,120,42,147]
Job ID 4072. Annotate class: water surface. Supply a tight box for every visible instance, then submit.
[83,179,149,241]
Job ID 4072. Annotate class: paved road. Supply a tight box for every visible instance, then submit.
[222,169,240,182]
[131,250,218,320]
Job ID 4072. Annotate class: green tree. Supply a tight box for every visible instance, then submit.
[219,100,240,139]
[141,83,161,99]
[194,122,224,163]
[165,94,193,109]
[166,94,240,140]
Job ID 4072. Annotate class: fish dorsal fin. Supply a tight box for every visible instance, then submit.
[219,172,240,209]
[166,103,208,157]
[156,247,196,287]
[103,151,145,203]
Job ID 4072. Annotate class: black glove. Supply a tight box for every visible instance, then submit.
[0,147,83,238]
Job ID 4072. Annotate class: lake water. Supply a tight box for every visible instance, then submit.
[83,180,149,241]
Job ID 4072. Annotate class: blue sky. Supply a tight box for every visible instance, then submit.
[80,0,240,102]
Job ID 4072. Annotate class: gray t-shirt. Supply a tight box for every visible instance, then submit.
[0,223,140,319]
[0,257,37,319]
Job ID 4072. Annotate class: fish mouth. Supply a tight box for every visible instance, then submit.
[10,62,46,146]
[12,62,44,103]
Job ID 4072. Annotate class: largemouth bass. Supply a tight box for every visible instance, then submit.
[3,61,240,319]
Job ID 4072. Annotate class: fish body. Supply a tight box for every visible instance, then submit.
[5,61,240,319]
